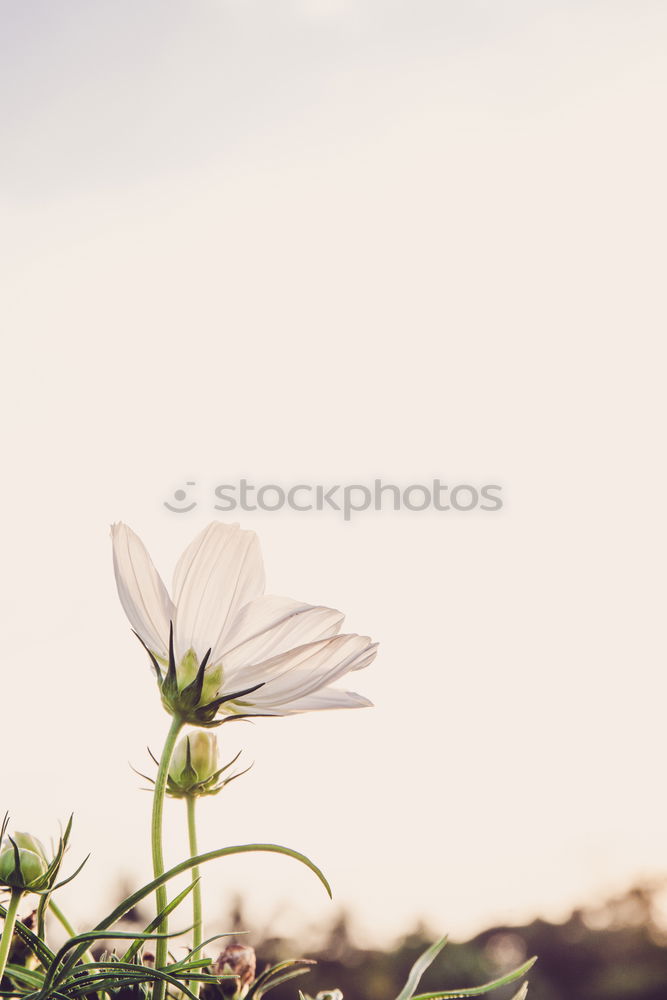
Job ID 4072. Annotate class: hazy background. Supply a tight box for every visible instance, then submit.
[1,0,666,946]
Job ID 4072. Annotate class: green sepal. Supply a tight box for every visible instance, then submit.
[154,625,267,725]
[132,631,164,686]
[181,738,199,787]
[198,712,275,730]
[166,751,253,800]
[210,750,244,781]
[8,835,24,885]
[33,855,90,895]
[167,678,267,728]
[179,649,212,711]
[132,618,273,726]
[160,622,180,705]
[198,683,265,718]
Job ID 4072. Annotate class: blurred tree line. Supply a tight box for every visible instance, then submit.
[118,880,667,1000]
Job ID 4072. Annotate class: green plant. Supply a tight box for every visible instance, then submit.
[0,521,535,1000]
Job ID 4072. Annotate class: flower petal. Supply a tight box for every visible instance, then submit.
[226,634,378,707]
[172,522,265,662]
[216,594,344,669]
[256,688,373,715]
[111,522,174,657]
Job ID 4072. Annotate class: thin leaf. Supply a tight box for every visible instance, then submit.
[19,991,71,1000]
[59,961,202,1000]
[169,931,239,967]
[166,964,224,980]
[44,929,191,994]
[410,957,537,1000]
[3,965,46,988]
[122,881,199,962]
[396,937,448,1000]
[252,966,314,999]
[97,844,331,931]
[42,855,91,894]
[250,960,316,995]
[58,844,329,986]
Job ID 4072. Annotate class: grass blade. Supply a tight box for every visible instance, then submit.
[396,937,448,1000]
[411,957,537,1000]
[121,881,199,962]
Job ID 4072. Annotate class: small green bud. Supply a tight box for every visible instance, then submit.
[168,732,219,794]
[13,832,48,860]
[0,845,47,890]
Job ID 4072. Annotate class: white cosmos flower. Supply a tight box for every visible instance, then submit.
[111,522,377,724]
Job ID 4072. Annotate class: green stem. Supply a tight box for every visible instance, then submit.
[48,900,95,964]
[48,898,77,938]
[151,715,183,1000]
[186,796,203,996]
[0,888,22,983]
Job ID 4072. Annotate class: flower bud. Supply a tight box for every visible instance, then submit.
[0,844,47,890]
[213,944,256,998]
[13,832,48,860]
[168,732,219,795]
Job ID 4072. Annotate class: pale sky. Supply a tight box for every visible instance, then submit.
[1,0,666,947]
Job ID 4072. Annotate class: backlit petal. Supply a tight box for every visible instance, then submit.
[216,594,344,669]
[111,522,174,657]
[227,634,377,706]
[256,689,373,715]
[172,522,265,662]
